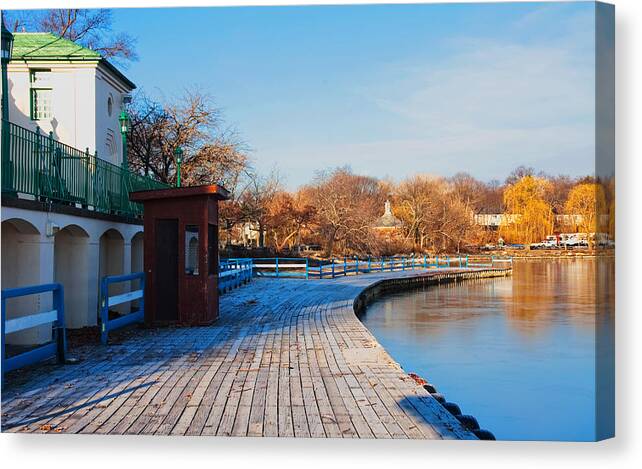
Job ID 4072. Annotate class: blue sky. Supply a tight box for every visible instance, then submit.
[108,2,596,188]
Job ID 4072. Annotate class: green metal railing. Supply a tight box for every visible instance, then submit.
[1,120,169,217]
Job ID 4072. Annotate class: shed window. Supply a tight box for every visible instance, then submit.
[185,225,199,275]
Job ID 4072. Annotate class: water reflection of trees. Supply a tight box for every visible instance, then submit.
[365,259,614,341]
[505,259,612,337]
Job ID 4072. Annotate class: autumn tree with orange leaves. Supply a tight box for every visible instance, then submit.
[500,175,554,244]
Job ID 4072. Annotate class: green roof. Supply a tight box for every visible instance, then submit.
[11,32,136,89]
[12,32,101,60]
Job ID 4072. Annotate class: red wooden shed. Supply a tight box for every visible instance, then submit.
[130,185,229,326]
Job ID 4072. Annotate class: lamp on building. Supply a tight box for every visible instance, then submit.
[118,109,131,169]
[2,12,14,120]
[2,13,15,193]
[174,146,183,188]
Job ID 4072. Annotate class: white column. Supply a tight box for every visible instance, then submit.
[86,239,100,327]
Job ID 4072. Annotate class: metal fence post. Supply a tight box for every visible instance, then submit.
[343,257,347,276]
[355,256,359,275]
[368,256,371,273]
[275,257,279,278]
[332,258,335,278]
[305,258,309,279]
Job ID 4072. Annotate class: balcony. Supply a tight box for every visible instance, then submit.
[1,120,169,218]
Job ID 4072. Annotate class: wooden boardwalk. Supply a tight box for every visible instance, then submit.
[1,268,507,438]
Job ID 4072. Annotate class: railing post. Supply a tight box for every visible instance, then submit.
[100,277,109,345]
[368,256,371,273]
[1,294,5,383]
[381,257,384,272]
[53,284,67,362]
[423,254,427,268]
[275,257,279,278]
[331,258,335,278]
[84,147,90,205]
[35,127,42,196]
[355,256,359,275]
[343,256,347,276]
[305,258,309,280]
[436,255,439,268]
[466,255,469,268]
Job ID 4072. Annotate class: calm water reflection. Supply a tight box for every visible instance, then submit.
[359,258,614,441]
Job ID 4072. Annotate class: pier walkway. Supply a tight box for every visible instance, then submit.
[1,268,507,438]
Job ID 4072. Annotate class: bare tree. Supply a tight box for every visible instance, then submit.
[307,167,385,257]
[238,171,282,248]
[7,9,137,62]
[128,90,249,189]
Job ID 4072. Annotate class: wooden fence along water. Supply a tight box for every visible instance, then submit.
[222,254,512,281]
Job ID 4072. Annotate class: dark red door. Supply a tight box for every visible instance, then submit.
[155,218,178,321]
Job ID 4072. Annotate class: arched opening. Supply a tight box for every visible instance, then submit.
[130,231,144,310]
[54,224,90,329]
[1,218,47,345]
[131,231,144,273]
[98,228,125,314]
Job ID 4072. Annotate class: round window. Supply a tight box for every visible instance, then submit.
[107,96,113,116]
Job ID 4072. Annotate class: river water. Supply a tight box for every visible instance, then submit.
[359,258,614,441]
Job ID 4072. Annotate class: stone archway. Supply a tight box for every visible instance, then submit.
[98,228,125,314]
[130,231,144,310]
[54,224,90,329]
[1,218,46,345]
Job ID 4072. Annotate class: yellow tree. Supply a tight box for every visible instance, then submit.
[564,183,607,235]
[500,176,553,244]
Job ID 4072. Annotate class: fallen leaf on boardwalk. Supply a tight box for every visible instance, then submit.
[39,424,53,431]
[408,373,428,386]
[54,427,65,433]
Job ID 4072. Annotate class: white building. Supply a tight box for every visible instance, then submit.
[2,33,159,346]
[6,32,135,164]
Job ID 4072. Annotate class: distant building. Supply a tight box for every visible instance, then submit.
[373,200,403,238]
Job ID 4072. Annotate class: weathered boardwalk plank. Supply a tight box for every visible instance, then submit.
[1,268,508,438]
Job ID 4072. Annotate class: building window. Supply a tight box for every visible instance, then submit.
[107,96,113,116]
[31,88,52,120]
[185,225,200,276]
[30,70,53,121]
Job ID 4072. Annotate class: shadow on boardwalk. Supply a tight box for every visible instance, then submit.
[1,269,496,438]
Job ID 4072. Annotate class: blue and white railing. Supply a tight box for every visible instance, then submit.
[219,259,253,293]
[222,254,512,280]
[2,283,66,380]
[99,272,145,345]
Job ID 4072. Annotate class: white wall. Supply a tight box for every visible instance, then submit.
[6,61,133,165]
[1,206,144,344]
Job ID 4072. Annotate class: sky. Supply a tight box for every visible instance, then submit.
[106,1,597,189]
